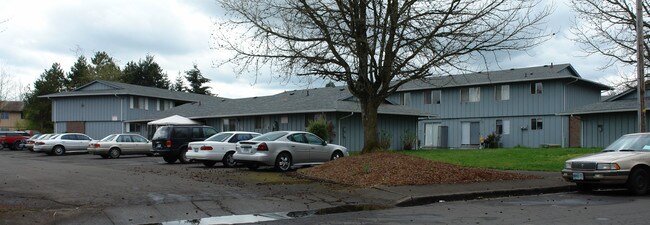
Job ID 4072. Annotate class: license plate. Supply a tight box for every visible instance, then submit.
[193,148,198,153]
[156,143,162,148]
[573,172,584,181]
[241,147,251,154]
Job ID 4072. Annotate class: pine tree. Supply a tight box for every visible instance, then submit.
[66,55,93,90]
[184,64,212,95]
[23,63,66,132]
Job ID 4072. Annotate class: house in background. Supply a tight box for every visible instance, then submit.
[0,101,26,131]
[128,87,430,151]
[561,85,650,148]
[40,80,222,139]
[388,64,611,148]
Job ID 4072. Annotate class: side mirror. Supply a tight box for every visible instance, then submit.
[322,141,327,146]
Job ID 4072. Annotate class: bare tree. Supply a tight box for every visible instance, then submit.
[570,0,650,86]
[214,0,553,153]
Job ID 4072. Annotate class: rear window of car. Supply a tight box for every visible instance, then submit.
[172,127,191,139]
[152,127,171,140]
[101,134,118,142]
[205,132,233,142]
[251,131,288,141]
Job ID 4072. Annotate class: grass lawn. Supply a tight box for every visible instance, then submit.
[400,147,602,171]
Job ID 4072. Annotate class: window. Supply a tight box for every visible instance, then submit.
[172,127,191,139]
[496,120,511,135]
[130,97,148,110]
[305,133,324,145]
[0,112,8,119]
[399,93,411,105]
[117,135,132,143]
[281,116,289,124]
[223,118,237,131]
[157,100,173,111]
[531,118,543,130]
[424,90,441,104]
[531,82,543,94]
[203,128,218,138]
[461,87,480,103]
[495,85,510,100]
[128,123,142,132]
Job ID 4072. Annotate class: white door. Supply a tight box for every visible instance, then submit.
[461,122,471,145]
[424,123,440,147]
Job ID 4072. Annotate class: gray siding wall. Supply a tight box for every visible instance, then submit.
[565,82,602,111]
[85,122,122,139]
[52,96,124,122]
[580,112,638,148]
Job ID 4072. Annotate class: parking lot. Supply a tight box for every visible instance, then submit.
[0,149,380,224]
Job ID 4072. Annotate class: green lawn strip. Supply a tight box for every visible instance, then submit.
[400,148,602,171]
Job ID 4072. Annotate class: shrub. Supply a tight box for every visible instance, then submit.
[379,130,391,150]
[401,129,417,150]
[307,118,329,141]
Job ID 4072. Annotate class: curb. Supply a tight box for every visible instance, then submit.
[394,185,574,207]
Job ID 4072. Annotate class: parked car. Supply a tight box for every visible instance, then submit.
[562,132,650,195]
[0,131,30,150]
[33,133,93,156]
[25,133,57,152]
[187,131,261,167]
[88,134,153,159]
[233,131,348,172]
[151,125,219,164]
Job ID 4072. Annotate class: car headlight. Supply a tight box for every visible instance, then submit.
[565,162,572,169]
[597,163,620,170]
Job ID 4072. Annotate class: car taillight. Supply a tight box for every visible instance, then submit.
[200,146,213,151]
[93,143,100,148]
[165,139,172,148]
[257,143,269,151]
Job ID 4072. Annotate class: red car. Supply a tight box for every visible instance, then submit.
[0,131,30,150]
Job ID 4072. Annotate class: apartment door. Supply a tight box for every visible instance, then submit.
[461,122,480,145]
[425,123,440,147]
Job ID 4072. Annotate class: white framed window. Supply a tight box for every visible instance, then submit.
[531,118,543,130]
[222,118,238,131]
[130,96,148,110]
[424,90,441,104]
[461,87,480,103]
[531,82,543,94]
[495,85,510,100]
[496,120,510,135]
[399,93,411,105]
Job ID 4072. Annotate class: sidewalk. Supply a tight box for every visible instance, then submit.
[349,171,573,207]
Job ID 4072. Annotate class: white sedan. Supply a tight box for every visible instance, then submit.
[186,131,261,167]
[33,133,93,156]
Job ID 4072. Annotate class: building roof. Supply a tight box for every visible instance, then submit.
[398,63,612,91]
[39,80,223,102]
[0,101,24,112]
[558,98,646,115]
[129,86,432,122]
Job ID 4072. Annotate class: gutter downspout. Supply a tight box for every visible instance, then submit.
[115,94,123,133]
[338,112,354,146]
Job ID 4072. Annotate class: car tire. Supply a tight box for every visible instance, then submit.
[163,155,178,164]
[53,146,65,156]
[202,161,217,167]
[627,168,649,195]
[330,151,344,160]
[575,183,593,193]
[222,152,236,168]
[178,149,190,164]
[275,152,292,172]
[12,141,21,150]
[247,163,259,171]
[100,154,109,159]
[109,148,121,159]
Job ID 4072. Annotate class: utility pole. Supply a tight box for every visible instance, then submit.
[637,0,646,132]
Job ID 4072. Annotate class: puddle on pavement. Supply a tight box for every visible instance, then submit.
[144,204,389,225]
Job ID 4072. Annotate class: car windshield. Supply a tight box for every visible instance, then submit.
[152,127,171,140]
[205,132,233,142]
[100,134,118,142]
[250,131,288,141]
[604,134,650,152]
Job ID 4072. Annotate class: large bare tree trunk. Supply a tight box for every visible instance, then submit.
[360,97,382,154]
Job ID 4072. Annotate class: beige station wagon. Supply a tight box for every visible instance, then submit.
[562,133,650,195]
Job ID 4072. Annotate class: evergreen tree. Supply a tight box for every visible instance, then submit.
[325,81,335,88]
[171,73,187,92]
[66,55,93,90]
[184,64,212,95]
[23,63,66,132]
[121,55,171,89]
[90,51,122,82]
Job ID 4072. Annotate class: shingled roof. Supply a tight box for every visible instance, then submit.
[39,80,223,102]
[558,98,644,115]
[129,86,432,122]
[398,63,611,91]
[0,101,24,112]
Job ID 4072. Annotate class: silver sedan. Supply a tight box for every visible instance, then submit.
[233,131,348,171]
[88,134,152,159]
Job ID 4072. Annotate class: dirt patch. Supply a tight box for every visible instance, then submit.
[297,152,539,187]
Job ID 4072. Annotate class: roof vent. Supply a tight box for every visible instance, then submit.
[510,68,515,70]
[339,88,345,91]
[289,92,295,95]
[221,99,226,102]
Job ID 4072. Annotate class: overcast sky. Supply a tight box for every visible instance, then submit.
[0,0,624,99]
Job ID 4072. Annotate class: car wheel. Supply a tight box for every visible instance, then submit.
[247,163,259,171]
[53,146,65,156]
[108,148,121,159]
[627,168,649,195]
[100,154,109,159]
[575,183,593,193]
[163,155,178,164]
[178,149,190,164]
[331,151,344,160]
[202,161,217,167]
[222,152,237,168]
[275,152,292,172]
[12,141,21,150]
